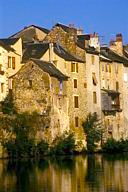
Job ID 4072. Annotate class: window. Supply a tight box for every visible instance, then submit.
[93,92,97,104]
[12,57,15,69]
[116,81,119,91]
[106,64,109,72]
[74,96,79,108]
[28,80,32,88]
[8,56,11,68]
[75,117,79,127]
[74,79,77,88]
[92,73,98,86]
[92,55,95,65]
[1,83,4,93]
[109,64,111,73]
[71,62,78,73]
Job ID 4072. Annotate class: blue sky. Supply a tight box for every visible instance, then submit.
[0,0,128,44]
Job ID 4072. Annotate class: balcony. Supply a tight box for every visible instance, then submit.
[101,89,122,114]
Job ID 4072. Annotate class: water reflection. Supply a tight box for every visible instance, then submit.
[0,154,128,192]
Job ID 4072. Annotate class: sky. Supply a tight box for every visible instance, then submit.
[0,0,128,45]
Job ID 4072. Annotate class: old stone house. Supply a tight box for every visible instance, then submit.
[11,59,69,142]
[100,34,128,140]
[22,42,87,143]
[0,38,22,102]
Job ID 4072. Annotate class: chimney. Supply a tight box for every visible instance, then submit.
[109,34,123,55]
[89,32,100,50]
[116,33,123,42]
[49,43,54,62]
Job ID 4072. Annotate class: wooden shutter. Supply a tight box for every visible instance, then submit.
[12,57,15,69]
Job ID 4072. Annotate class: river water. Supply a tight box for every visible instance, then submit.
[0,154,128,192]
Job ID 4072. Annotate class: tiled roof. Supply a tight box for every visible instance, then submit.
[9,25,49,42]
[0,40,15,51]
[0,38,20,46]
[31,58,68,80]
[54,43,84,62]
[54,23,77,33]
[23,42,84,63]
[100,47,128,65]
[22,43,49,62]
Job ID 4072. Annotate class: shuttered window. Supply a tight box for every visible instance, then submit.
[12,57,15,69]
[71,62,78,73]
[8,56,11,68]
[71,63,75,72]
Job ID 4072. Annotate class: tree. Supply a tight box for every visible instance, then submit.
[82,113,103,152]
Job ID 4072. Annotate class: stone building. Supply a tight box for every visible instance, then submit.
[22,41,87,144]
[1,23,128,145]
[100,34,128,140]
[11,59,69,142]
[0,38,22,102]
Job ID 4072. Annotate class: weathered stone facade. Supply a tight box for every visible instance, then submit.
[12,60,69,142]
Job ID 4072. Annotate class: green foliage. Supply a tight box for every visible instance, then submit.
[102,138,128,153]
[37,140,49,156]
[82,113,103,152]
[1,93,17,115]
[51,133,75,155]
[3,113,38,159]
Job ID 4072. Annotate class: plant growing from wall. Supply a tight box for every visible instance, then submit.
[82,113,103,152]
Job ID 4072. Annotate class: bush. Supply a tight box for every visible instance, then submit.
[102,138,128,153]
[52,133,75,155]
[82,113,103,152]
[4,139,36,159]
[37,140,49,156]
